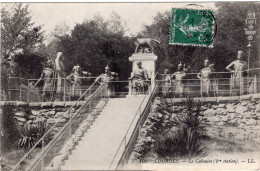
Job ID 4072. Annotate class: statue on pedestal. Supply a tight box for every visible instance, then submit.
[34,60,55,102]
[226,51,247,95]
[95,66,118,97]
[197,59,216,97]
[66,65,91,100]
[130,61,149,94]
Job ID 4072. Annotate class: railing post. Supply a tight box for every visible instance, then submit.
[19,85,22,101]
[63,79,66,102]
[69,111,72,136]
[27,79,30,103]
[41,137,44,170]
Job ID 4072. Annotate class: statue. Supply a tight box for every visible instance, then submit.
[54,52,66,98]
[226,51,247,95]
[66,65,91,100]
[1,61,10,101]
[130,61,149,94]
[134,38,160,53]
[172,62,186,97]
[162,69,172,97]
[197,59,216,97]
[34,60,55,102]
[95,65,118,97]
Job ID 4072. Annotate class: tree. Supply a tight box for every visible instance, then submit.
[1,3,44,59]
[140,2,260,74]
[54,14,134,80]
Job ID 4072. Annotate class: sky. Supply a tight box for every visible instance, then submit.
[27,2,216,43]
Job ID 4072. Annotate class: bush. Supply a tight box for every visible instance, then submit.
[154,97,208,158]
[16,121,49,149]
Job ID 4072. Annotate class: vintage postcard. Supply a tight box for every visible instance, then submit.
[0,2,260,171]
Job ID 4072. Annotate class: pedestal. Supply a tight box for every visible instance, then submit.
[128,53,158,95]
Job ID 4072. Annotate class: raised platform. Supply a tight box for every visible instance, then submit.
[0,101,86,107]
[165,93,260,103]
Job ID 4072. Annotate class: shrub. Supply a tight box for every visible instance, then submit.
[154,97,208,159]
[16,121,49,149]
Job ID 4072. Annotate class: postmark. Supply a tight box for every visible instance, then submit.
[170,8,216,47]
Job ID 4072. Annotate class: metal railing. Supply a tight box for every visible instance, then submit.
[3,77,98,102]
[11,79,109,171]
[108,73,159,170]
[158,68,260,98]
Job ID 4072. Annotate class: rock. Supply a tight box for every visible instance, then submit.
[222,115,230,122]
[46,110,56,115]
[55,112,64,118]
[240,101,248,106]
[218,121,224,126]
[226,104,235,113]
[216,108,227,115]
[246,119,256,126]
[229,113,236,120]
[218,104,226,108]
[31,110,41,115]
[204,109,216,116]
[256,104,260,113]
[57,118,67,123]
[15,111,26,117]
[236,106,248,114]
[47,118,56,125]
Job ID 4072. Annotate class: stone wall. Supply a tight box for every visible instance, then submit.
[130,95,260,160]
[11,105,79,128]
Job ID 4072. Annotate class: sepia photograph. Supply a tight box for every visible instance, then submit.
[0,2,260,171]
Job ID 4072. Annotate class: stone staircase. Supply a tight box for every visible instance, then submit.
[61,95,149,170]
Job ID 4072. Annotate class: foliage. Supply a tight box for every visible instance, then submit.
[1,3,44,59]
[141,2,260,74]
[1,103,19,141]
[48,13,134,80]
[154,97,208,158]
[16,121,49,149]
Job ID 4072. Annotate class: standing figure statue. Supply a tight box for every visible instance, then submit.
[131,61,149,94]
[66,65,91,100]
[172,62,186,98]
[95,66,118,97]
[54,52,66,100]
[34,60,55,102]
[162,69,172,97]
[197,59,216,97]
[226,51,247,95]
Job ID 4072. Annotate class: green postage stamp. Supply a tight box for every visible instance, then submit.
[170,8,215,47]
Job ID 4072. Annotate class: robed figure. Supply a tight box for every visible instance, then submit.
[162,69,172,96]
[226,51,247,95]
[172,63,186,97]
[131,61,149,94]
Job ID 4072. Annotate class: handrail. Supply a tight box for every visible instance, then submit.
[108,72,159,169]
[11,78,104,171]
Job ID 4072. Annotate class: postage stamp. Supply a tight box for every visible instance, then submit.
[170,8,216,47]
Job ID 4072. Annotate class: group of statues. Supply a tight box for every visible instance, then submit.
[162,50,248,97]
[1,49,251,101]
